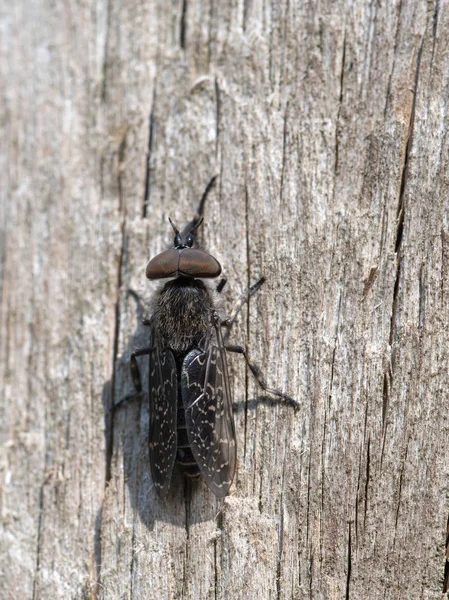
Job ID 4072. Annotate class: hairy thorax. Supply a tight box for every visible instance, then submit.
[154,277,214,353]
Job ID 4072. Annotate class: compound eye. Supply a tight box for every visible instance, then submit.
[174,234,182,247]
[186,234,194,247]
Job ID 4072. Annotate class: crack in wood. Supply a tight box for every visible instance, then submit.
[92,508,102,600]
[31,481,45,600]
[431,0,440,66]
[384,39,423,432]
[355,444,363,544]
[117,134,127,212]
[214,510,223,600]
[443,512,449,592]
[393,437,409,538]
[276,437,288,600]
[242,0,249,31]
[142,89,156,218]
[380,367,392,468]
[388,255,401,349]
[334,29,346,176]
[433,0,440,38]
[381,371,389,429]
[309,552,313,598]
[280,103,289,206]
[101,0,112,103]
[363,437,370,530]
[305,438,312,547]
[345,521,352,600]
[258,436,264,514]
[129,521,137,598]
[214,77,220,157]
[180,0,187,49]
[442,228,447,306]
[329,287,343,407]
[418,263,425,329]
[383,0,403,117]
[276,498,284,600]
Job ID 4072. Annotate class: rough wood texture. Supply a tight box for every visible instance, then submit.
[1,1,449,598]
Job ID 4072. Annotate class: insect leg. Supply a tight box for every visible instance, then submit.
[225,344,299,409]
[216,277,227,293]
[127,289,152,325]
[128,288,147,308]
[129,347,152,391]
[111,347,152,412]
[223,277,266,330]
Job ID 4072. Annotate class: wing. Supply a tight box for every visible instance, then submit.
[181,316,236,497]
[148,330,178,497]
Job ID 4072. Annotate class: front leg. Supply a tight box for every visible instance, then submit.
[216,277,227,293]
[222,277,266,330]
[127,289,152,325]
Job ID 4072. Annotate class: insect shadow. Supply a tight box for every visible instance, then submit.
[100,289,297,535]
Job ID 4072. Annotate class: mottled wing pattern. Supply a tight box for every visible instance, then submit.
[148,331,178,496]
[181,316,236,497]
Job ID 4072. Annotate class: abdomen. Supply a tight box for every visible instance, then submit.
[175,355,201,477]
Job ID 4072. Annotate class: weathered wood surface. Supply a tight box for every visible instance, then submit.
[1,1,449,598]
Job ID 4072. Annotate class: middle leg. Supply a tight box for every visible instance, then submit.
[225,344,299,409]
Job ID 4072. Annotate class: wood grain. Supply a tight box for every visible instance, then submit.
[1,1,448,598]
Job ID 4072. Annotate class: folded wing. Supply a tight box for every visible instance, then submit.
[148,332,178,496]
[181,319,236,497]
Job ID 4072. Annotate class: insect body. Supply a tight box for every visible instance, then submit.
[130,214,236,497]
[126,182,297,498]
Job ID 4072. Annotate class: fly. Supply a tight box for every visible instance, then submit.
[119,178,298,498]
